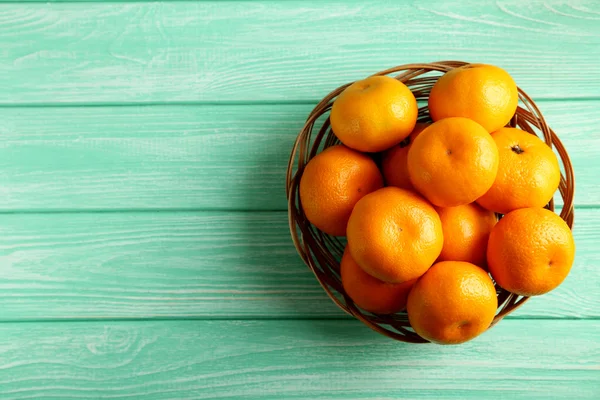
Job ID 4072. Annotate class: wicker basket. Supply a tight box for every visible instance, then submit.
[285,61,575,343]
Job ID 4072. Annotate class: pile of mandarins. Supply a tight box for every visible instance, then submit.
[299,64,575,345]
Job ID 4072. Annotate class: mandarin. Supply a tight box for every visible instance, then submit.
[407,261,498,344]
[299,145,383,236]
[477,127,560,214]
[341,248,416,314]
[429,64,518,132]
[407,117,499,207]
[487,207,575,297]
[436,203,497,267]
[331,75,418,152]
[381,122,430,191]
[347,187,443,283]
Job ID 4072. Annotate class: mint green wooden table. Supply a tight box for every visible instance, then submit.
[0,1,598,398]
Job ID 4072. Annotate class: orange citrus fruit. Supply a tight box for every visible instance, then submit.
[299,145,383,236]
[476,127,560,214]
[330,75,418,152]
[407,117,499,207]
[381,122,429,190]
[487,207,575,296]
[347,187,443,283]
[436,203,497,267]
[428,64,518,132]
[407,261,498,344]
[341,248,416,314]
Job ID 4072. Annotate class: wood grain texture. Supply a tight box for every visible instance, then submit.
[0,1,599,104]
[0,0,597,396]
[1,101,598,211]
[0,209,596,321]
[0,319,598,399]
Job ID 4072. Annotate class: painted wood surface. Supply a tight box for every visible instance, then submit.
[0,0,598,398]
[0,1,599,105]
[0,101,597,211]
[0,320,598,399]
[0,208,596,321]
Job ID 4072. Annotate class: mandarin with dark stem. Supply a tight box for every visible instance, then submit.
[477,127,560,214]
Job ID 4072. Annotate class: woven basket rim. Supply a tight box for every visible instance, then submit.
[286,61,575,343]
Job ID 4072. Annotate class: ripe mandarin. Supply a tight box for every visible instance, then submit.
[436,203,497,267]
[381,122,430,191]
[407,117,499,207]
[347,187,443,283]
[407,261,498,345]
[429,64,518,132]
[487,207,575,297]
[477,127,560,214]
[299,145,383,236]
[341,248,416,314]
[331,75,418,152]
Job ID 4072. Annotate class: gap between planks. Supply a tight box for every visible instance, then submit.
[1,315,599,325]
[0,205,595,215]
[0,97,599,108]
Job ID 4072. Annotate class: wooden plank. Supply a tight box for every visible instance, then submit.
[0,100,597,211]
[0,211,341,320]
[0,1,598,104]
[0,319,597,399]
[0,104,293,211]
[0,209,596,321]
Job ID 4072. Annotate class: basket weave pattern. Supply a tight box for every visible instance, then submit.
[286,61,575,343]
